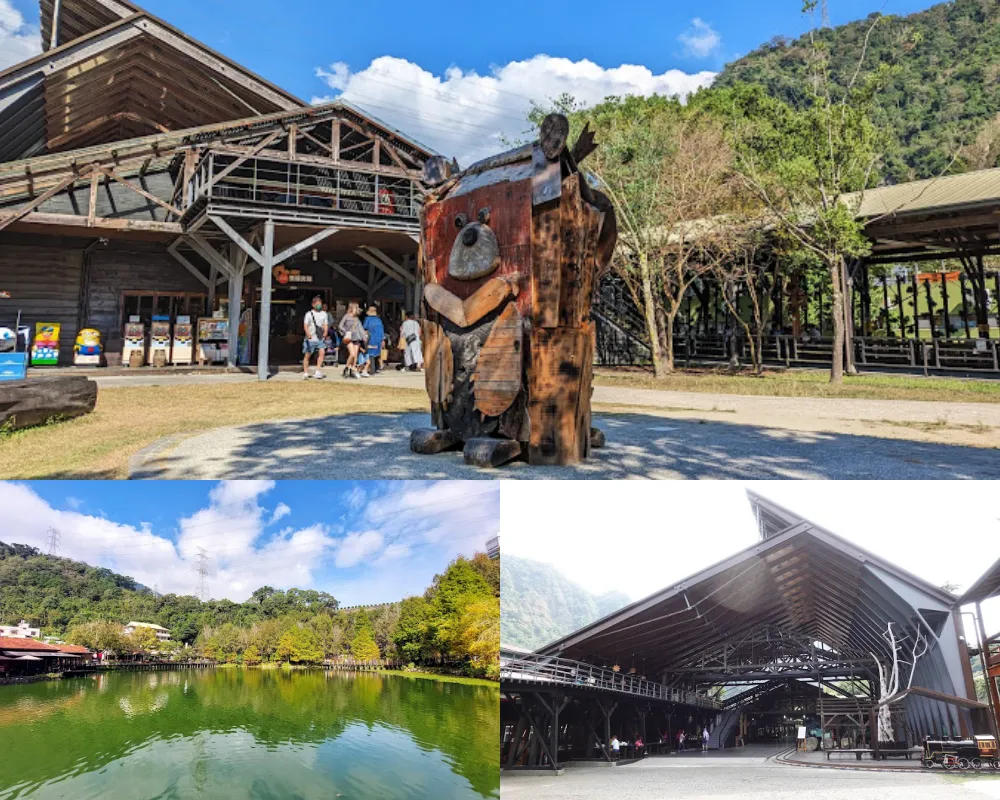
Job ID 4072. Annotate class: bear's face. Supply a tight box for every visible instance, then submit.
[448,206,499,280]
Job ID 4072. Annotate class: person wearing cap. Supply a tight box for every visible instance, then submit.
[301,295,329,379]
[362,304,385,375]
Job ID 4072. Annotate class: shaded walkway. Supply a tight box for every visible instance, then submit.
[129,411,1000,479]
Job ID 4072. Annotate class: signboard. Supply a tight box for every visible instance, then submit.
[31,322,60,365]
[0,352,27,381]
[273,265,313,284]
[797,726,807,740]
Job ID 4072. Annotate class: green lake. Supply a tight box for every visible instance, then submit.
[0,668,499,800]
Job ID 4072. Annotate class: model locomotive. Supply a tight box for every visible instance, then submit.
[921,735,999,769]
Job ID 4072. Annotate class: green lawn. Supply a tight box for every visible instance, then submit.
[593,367,1000,404]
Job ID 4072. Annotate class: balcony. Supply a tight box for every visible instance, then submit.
[177,148,423,234]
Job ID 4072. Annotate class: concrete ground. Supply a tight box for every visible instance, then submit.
[112,368,1000,479]
[500,746,1000,800]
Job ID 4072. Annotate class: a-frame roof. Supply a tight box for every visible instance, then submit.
[957,554,1000,606]
[0,0,306,162]
[536,492,957,677]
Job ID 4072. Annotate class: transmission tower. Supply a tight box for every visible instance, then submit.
[45,527,61,556]
[821,0,830,28]
[193,549,210,601]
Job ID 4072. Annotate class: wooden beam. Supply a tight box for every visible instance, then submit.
[4,210,181,233]
[166,238,211,288]
[209,215,264,267]
[288,123,298,160]
[272,227,339,264]
[187,232,236,278]
[354,247,413,286]
[258,220,275,380]
[323,259,368,292]
[0,170,86,233]
[331,120,340,161]
[363,246,416,284]
[101,167,182,217]
[87,170,99,226]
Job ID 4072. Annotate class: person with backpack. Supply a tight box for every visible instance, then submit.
[301,296,329,379]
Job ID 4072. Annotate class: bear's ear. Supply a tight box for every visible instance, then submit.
[423,155,453,186]
[571,123,598,164]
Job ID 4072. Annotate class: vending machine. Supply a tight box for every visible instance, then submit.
[148,315,172,367]
[30,322,60,366]
[123,316,146,367]
[172,315,194,365]
[197,316,229,364]
[74,328,103,366]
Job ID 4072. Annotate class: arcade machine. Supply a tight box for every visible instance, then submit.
[172,315,194,365]
[123,315,146,368]
[30,322,60,366]
[197,316,229,365]
[148,315,172,367]
[74,328,103,366]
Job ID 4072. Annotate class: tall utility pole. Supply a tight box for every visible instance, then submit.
[194,549,210,601]
[45,527,61,556]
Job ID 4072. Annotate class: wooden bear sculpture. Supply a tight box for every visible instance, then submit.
[410,114,617,468]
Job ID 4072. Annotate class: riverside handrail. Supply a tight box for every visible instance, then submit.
[500,649,721,709]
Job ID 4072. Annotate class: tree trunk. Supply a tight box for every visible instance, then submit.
[640,252,669,376]
[828,258,845,384]
[842,259,858,376]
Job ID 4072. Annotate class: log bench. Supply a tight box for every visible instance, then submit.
[0,375,98,431]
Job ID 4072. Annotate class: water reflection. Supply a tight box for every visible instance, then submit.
[0,669,499,800]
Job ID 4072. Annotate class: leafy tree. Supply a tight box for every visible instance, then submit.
[242,644,262,665]
[128,625,160,655]
[276,626,323,664]
[394,597,432,661]
[65,620,127,654]
[350,611,381,661]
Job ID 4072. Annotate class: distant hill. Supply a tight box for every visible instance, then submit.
[715,0,1000,182]
[500,554,629,651]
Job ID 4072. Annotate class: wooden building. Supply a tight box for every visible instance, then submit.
[0,0,434,373]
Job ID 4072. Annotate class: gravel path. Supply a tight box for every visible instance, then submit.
[500,754,998,800]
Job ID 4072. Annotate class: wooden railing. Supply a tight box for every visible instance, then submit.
[500,649,721,709]
[179,149,422,230]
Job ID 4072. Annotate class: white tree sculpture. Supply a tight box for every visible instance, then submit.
[870,622,928,742]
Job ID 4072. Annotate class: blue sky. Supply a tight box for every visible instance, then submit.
[1,0,942,164]
[0,481,499,605]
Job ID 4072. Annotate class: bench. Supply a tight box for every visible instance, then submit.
[825,746,915,761]
[826,749,869,761]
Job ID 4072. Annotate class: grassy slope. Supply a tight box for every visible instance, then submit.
[0,381,428,479]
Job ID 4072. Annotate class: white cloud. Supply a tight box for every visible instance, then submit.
[268,503,291,525]
[313,54,716,167]
[0,481,335,603]
[678,18,722,59]
[335,530,384,568]
[0,0,41,71]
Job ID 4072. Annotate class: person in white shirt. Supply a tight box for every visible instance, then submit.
[301,296,329,379]
[400,310,423,370]
[610,735,621,759]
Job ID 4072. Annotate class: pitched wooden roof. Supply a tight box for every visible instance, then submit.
[0,0,304,162]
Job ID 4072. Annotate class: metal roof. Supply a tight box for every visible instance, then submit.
[536,492,959,681]
[957,555,1000,606]
[852,167,1000,219]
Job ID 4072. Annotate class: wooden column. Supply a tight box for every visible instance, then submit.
[207,265,218,311]
[227,244,245,368]
[977,601,1000,742]
[257,220,274,380]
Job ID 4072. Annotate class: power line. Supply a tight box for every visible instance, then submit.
[45,527,61,557]
[194,548,211,601]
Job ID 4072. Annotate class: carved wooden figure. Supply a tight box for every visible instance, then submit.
[411,113,618,468]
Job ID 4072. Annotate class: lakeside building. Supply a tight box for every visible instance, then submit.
[0,637,94,677]
[0,620,40,639]
[0,0,434,374]
[487,537,500,560]
[124,622,171,641]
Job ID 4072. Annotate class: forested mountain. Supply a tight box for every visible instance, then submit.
[0,541,500,676]
[500,554,629,651]
[715,0,1000,182]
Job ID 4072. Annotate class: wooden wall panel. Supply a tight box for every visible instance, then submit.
[0,237,83,365]
[527,325,591,465]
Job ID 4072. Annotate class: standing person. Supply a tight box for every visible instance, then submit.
[301,295,328,379]
[678,731,686,752]
[400,310,423,371]
[362,305,385,375]
[338,302,366,379]
[321,303,340,367]
[610,735,620,760]
[702,727,710,752]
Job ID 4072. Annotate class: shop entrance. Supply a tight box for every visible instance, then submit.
[254,286,333,364]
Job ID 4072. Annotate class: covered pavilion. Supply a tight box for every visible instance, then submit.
[501,492,986,771]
